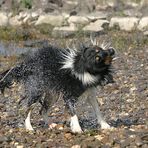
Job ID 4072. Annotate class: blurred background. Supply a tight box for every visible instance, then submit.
[0,0,148,39]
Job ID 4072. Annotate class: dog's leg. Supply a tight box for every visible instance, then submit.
[25,108,34,131]
[65,101,82,133]
[87,88,110,129]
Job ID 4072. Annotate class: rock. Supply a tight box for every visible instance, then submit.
[120,139,130,147]
[68,16,89,26]
[0,103,4,108]
[142,144,148,148]
[31,12,39,18]
[64,132,72,140]
[85,11,108,21]
[123,9,142,17]
[125,1,139,8]
[62,0,78,12]
[35,14,64,26]
[0,12,8,26]
[109,17,139,31]
[143,31,148,36]
[96,0,117,10]
[16,145,24,148]
[135,137,143,147]
[71,145,81,148]
[23,13,32,24]
[94,134,104,141]
[138,17,148,31]
[52,24,77,37]
[18,12,28,21]
[9,16,22,26]
[75,0,96,14]
[140,0,148,7]
[83,19,109,33]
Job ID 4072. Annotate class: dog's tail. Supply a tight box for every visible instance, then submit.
[0,64,26,94]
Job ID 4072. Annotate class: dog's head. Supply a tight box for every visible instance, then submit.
[77,44,115,73]
[61,40,115,85]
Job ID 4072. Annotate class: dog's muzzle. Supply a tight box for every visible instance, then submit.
[96,48,115,65]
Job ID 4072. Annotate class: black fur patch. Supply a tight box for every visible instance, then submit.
[0,44,115,115]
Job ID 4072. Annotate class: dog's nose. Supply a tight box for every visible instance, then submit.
[99,51,107,60]
[108,48,115,56]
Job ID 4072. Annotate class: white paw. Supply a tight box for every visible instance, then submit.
[25,120,34,131]
[70,115,83,133]
[100,121,111,129]
[25,110,34,131]
[71,124,83,133]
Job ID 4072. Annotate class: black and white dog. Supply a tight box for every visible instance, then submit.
[0,39,115,133]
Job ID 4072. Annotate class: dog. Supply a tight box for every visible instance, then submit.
[0,39,115,133]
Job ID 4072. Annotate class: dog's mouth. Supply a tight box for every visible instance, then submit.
[95,47,115,65]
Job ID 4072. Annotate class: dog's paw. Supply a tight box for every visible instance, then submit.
[70,115,83,133]
[25,122,34,131]
[100,121,111,129]
[71,124,83,133]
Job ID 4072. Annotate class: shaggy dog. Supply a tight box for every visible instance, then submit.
[0,39,115,133]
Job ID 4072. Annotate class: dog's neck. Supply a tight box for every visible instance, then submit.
[61,49,99,85]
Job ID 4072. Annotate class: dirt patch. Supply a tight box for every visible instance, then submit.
[0,32,148,147]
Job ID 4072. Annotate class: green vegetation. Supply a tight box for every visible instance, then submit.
[20,0,32,9]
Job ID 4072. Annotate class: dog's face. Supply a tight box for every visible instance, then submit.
[81,45,115,73]
[61,42,115,85]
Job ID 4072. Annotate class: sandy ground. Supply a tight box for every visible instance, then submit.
[0,33,148,147]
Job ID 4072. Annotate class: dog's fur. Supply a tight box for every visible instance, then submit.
[0,40,115,133]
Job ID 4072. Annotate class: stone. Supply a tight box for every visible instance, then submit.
[16,145,24,148]
[9,15,22,26]
[83,19,109,33]
[138,17,148,31]
[31,12,39,18]
[143,31,148,36]
[62,0,78,12]
[71,145,81,148]
[85,11,108,21]
[123,9,142,17]
[68,16,89,25]
[35,14,64,26]
[109,17,139,31]
[18,12,29,21]
[0,12,8,26]
[23,13,32,23]
[96,0,117,10]
[52,24,77,37]
[125,1,139,8]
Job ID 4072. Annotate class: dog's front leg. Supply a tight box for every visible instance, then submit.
[65,100,82,133]
[87,88,110,129]
[25,107,34,131]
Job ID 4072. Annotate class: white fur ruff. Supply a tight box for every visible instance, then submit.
[74,72,98,85]
[61,49,98,85]
[61,48,76,69]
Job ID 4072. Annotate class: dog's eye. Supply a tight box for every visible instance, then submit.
[95,56,100,61]
[95,47,102,53]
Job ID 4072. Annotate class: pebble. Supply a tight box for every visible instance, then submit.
[71,145,81,148]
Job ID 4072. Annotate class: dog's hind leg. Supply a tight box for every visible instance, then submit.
[87,88,110,129]
[39,92,58,128]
